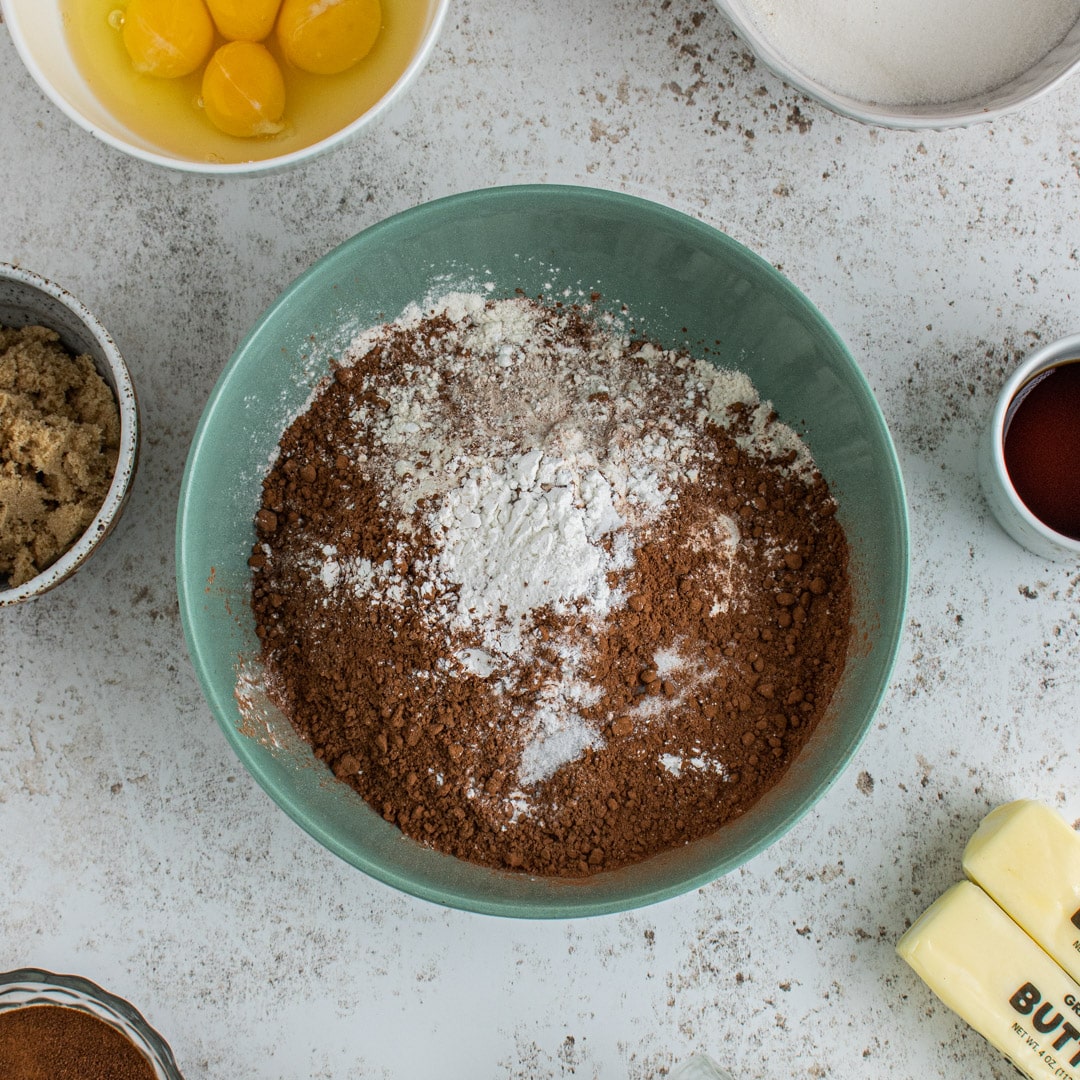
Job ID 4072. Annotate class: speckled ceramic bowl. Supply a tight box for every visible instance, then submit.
[712,0,1080,129]
[0,264,139,605]
[0,0,448,176]
[177,185,909,918]
[0,969,183,1079]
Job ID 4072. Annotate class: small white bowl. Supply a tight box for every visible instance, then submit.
[0,0,449,176]
[0,264,140,605]
[978,334,1080,562]
[712,0,1080,129]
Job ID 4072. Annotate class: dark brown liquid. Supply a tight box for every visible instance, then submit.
[1002,359,1080,541]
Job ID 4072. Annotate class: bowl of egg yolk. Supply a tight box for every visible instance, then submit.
[0,0,448,173]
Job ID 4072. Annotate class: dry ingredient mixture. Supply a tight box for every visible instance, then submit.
[0,326,121,587]
[249,294,851,877]
[0,1005,156,1080]
[739,0,1080,106]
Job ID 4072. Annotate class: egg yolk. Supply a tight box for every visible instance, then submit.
[121,0,215,78]
[276,0,383,76]
[205,0,283,41]
[201,42,286,138]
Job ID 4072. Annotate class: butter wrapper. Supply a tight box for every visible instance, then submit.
[898,880,1080,1080]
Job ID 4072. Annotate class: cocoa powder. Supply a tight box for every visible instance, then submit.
[249,296,851,877]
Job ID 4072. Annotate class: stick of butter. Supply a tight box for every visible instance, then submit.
[963,800,1080,985]
[897,880,1080,1080]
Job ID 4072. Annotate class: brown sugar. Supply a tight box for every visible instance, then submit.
[0,325,120,586]
[249,295,852,877]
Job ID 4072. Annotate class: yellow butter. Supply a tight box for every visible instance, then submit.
[897,880,1080,1080]
[964,800,1080,984]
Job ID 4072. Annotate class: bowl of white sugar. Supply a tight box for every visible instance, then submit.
[177,185,909,917]
[713,0,1080,127]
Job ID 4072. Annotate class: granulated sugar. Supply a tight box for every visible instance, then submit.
[738,0,1080,106]
[249,294,851,877]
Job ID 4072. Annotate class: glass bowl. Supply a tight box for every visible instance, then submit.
[0,968,183,1079]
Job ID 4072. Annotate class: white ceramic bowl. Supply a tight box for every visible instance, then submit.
[0,0,448,175]
[978,334,1080,561]
[0,264,140,605]
[712,0,1080,129]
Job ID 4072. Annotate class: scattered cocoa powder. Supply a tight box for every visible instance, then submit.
[249,295,851,877]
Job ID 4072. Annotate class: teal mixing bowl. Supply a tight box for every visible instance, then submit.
[177,185,908,918]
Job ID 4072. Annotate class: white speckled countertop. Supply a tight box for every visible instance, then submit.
[2,3,1079,1078]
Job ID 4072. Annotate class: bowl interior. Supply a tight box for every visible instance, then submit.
[0,0,447,174]
[713,0,1080,128]
[0,267,139,604]
[177,185,909,917]
[0,278,114,381]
